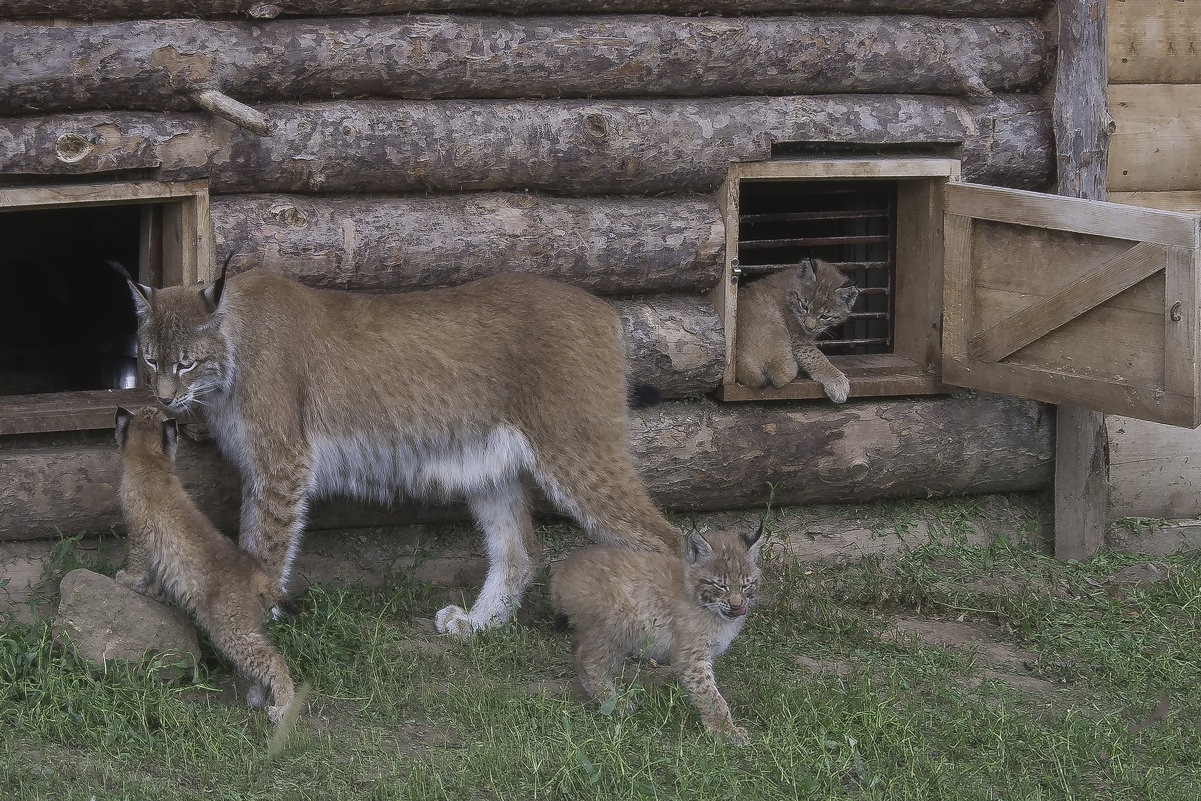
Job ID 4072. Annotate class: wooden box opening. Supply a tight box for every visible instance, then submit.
[714,158,959,402]
[0,180,214,435]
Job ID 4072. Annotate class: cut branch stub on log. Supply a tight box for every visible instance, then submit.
[0,394,1053,541]
[210,193,724,295]
[190,89,271,136]
[0,1,1057,21]
[0,95,1053,194]
[0,16,1051,114]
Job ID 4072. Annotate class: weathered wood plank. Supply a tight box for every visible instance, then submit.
[1108,0,1201,84]
[211,193,724,295]
[0,393,1055,541]
[0,1,1056,21]
[0,16,1050,114]
[1108,191,1201,215]
[0,95,1054,195]
[969,241,1166,362]
[1107,414,1201,520]
[1053,0,1112,561]
[1109,84,1201,193]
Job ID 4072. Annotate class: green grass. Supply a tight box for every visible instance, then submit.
[3,497,1200,800]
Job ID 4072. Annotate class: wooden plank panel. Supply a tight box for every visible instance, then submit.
[942,357,1195,427]
[716,175,739,387]
[1109,0,1201,84]
[969,242,1165,361]
[729,158,960,182]
[0,390,146,436]
[894,179,945,372]
[1108,191,1201,215]
[940,213,973,363]
[945,182,1199,246]
[0,179,209,210]
[1109,84,1201,193]
[1163,246,1200,410]
[1107,414,1201,520]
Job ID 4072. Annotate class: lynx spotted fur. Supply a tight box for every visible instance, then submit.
[114,259,680,637]
[551,525,763,745]
[734,257,860,402]
[114,406,295,723]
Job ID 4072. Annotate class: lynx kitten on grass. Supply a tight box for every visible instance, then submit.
[114,406,295,724]
[551,525,764,745]
[735,257,860,402]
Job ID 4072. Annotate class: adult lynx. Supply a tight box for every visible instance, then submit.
[115,406,295,723]
[734,257,859,402]
[114,258,680,636]
[551,525,763,745]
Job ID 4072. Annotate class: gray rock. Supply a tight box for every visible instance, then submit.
[52,568,199,680]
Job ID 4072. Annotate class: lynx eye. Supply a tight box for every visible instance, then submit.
[143,354,158,370]
[177,358,197,374]
[710,580,730,593]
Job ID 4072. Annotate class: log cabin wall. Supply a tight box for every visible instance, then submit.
[1104,0,1201,521]
[0,0,1059,540]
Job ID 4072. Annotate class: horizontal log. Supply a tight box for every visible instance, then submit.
[211,193,724,295]
[0,1,1056,20]
[0,95,1053,194]
[617,296,725,400]
[0,393,1053,541]
[0,16,1050,114]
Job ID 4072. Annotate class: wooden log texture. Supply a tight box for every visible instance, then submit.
[0,16,1050,114]
[210,193,724,294]
[618,296,725,400]
[0,393,1053,541]
[0,1,1055,21]
[0,95,1053,194]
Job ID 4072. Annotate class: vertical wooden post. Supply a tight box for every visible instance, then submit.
[1052,0,1115,560]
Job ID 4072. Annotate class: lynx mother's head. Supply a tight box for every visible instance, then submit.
[109,255,233,414]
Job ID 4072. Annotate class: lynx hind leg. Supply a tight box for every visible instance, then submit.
[207,617,295,724]
[534,438,681,557]
[436,480,536,638]
[573,638,622,704]
[675,650,748,745]
[761,351,800,388]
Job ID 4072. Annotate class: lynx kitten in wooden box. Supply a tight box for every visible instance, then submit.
[735,257,860,402]
[551,524,764,745]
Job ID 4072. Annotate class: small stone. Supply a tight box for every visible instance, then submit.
[52,568,199,681]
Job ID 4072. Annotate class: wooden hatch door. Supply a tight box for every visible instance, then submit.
[942,183,1201,428]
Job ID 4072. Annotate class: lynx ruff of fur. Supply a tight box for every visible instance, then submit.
[550,525,764,745]
[115,258,681,637]
[734,257,860,403]
[114,405,295,723]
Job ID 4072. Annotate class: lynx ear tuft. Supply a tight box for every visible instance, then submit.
[796,258,817,284]
[741,519,766,562]
[684,528,714,564]
[161,418,180,459]
[836,284,860,307]
[109,260,155,320]
[114,406,133,446]
[202,252,234,314]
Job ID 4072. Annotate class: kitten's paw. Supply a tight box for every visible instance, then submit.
[435,605,475,638]
[267,704,287,725]
[246,683,268,709]
[822,373,851,404]
[725,725,750,746]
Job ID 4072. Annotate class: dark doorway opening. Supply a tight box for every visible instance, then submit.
[0,205,142,396]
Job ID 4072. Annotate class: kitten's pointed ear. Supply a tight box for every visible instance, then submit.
[742,520,766,562]
[108,260,154,320]
[836,284,860,307]
[796,258,817,284]
[161,418,179,460]
[684,529,714,564]
[201,252,234,314]
[114,406,133,446]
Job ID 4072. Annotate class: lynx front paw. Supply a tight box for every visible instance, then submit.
[821,373,851,404]
[725,725,750,746]
[435,604,475,638]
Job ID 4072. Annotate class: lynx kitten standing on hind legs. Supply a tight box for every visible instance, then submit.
[114,406,295,723]
[551,524,764,745]
[111,256,680,638]
[735,257,860,402]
